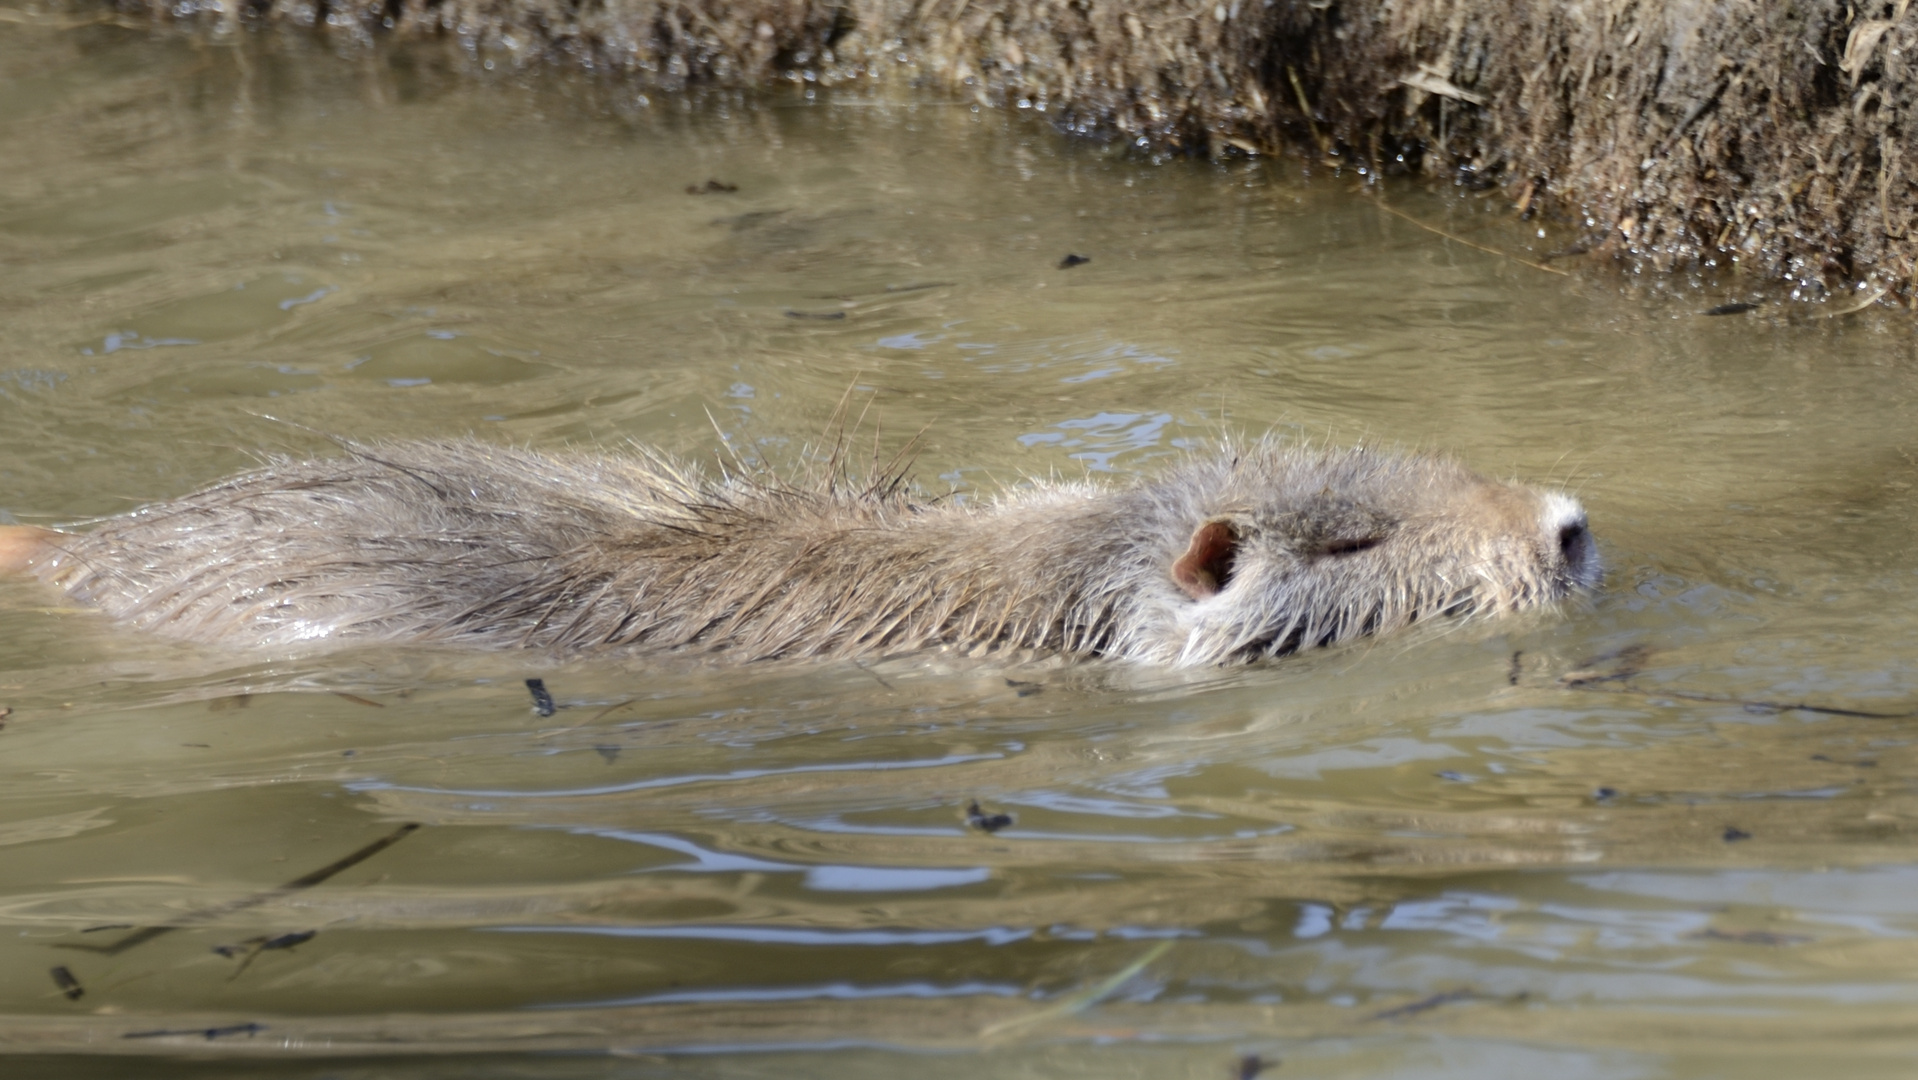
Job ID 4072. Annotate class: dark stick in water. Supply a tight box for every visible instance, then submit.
[123,1022,266,1041]
[1368,988,1475,1021]
[62,823,420,956]
[1562,678,1918,719]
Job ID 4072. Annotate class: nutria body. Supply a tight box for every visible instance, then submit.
[0,440,1597,665]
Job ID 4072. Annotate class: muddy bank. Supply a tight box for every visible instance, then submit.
[111,0,1915,300]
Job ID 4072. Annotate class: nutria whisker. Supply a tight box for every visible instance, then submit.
[0,438,1600,665]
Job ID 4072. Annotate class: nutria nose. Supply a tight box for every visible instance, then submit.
[1558,520,1587,558]
[1540,496,1599,588]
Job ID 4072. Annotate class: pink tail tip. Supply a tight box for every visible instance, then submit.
[0,526,57,574]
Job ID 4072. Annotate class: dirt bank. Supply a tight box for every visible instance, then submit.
[112,0,1916,301]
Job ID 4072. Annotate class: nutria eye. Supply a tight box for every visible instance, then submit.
[1321,536,1384,557]
[1558,522,1587,557]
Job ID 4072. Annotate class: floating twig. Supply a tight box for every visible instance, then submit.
[1371,198,1570,276]
[1005,677,1044,698]
[1828,285,1889,316]
[1369,988,1475,1022]
[809,282,955,300]
[844,660,896,693]
[215,929,317,979]
[63,824,419,956]
[1561,678,1918,720]
[981,939,1174,1038]
[1690,927,1811,946]
[123,1022,266,1041]
[587,699,637,724]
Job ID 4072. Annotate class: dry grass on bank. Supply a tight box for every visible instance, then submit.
[114,0,1917,301]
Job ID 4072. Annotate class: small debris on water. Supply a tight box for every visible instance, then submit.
[1235,1053,1276,1079]
[965,800,1013,833]
[1702,301,1760,316]
[686,179,738,194]
[525,678,556,717]
[49,966,83,1001]
[1507,650,1523,685]
[331,692,383,708]
[713,209,785,229]
[1541,239,1597,259]
[1690,927,1811,946]
[123,1022,266,1041]
[215,929,317,976]
[214,931,312,958]
[1058,253,1091,269]
[1594,786,1619,801]
[1811,754,1877,767]
[1368,988,1474,1021]
[1722,826,1752,842]
[207,693,251,712]
[1004,677,1043,697]
[589,699,638,723]
[1559,644,1654,686]
[594,744,621,763]
[810,282,955,301]
[1434,770,1471,782]
[785,309,847,320]
[261,929,316,951]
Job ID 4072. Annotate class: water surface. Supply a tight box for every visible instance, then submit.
[2,13,1918,1078]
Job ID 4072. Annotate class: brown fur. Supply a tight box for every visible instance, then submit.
[4,439,1598,665]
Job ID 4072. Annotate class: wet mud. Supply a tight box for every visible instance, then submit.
[95,0,1918,302]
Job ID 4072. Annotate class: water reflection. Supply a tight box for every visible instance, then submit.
[0,11,1915,1078]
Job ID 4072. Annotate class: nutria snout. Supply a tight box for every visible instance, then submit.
[0,439,1598,665]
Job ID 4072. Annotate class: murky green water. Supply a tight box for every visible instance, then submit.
[3,10,1918,1078]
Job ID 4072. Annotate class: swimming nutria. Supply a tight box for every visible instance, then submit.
[0,439,1597,665]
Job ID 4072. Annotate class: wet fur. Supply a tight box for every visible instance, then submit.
[5,439,1597,665]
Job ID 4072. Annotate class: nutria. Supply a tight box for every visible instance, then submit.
[0,439,1597,665]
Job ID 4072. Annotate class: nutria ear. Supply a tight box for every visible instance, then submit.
[1171,519,1239,600]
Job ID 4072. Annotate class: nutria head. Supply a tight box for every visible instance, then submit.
[1125,444,1598,664]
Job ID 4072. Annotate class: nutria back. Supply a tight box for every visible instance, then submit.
[8,439,1597,665]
